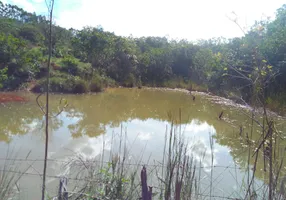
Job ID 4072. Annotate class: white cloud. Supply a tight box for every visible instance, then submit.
[138,132,153,141]
[31,0,44,3]
[8,0,286,40]
[8,0,35,12]
[185,120,215,134]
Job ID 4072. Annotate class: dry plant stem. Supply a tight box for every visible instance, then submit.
[263,116,266,172]
[41,1,54,200]
[268,122,273,200]
[160,125,168,198]
[244,148,259,200]
[141,166,151,200]
[247,111,255,198]
[165,123,173,200]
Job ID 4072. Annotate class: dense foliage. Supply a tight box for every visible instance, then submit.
[0,1,285,110]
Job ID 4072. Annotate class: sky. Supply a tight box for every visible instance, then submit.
[3,0,286,41]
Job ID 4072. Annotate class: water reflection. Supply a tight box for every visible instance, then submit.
[0,88,285,199]
[0,103,63,142]
[0,88,247,141]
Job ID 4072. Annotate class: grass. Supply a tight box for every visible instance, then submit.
[157,120,199,200]
[63,130,143,199]
[0,150,31,200]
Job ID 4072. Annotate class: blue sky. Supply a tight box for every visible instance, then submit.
[3,0,285,41]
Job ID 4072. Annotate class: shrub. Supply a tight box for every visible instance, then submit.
[32,76,89,93]
[72,77,89,93]
[122,73,136,87]
[49,77,65,92]
[100,75,116,88]
[19,25,44,44]
[266,93,286,115]
[0,67,8,89]
[54,46,71,58]
[60,56,79,76]
[89,74,116,92]
[89,77,103,92]
[77,62,93,79]
[60,56,93,78]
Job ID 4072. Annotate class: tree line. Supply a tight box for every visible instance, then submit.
[0,1,285,111]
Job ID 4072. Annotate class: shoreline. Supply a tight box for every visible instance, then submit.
[1,86,285,118]
[136,87,286,119]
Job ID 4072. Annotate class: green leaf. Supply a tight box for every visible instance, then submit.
[261,71,267,76]
[223,67,227,71]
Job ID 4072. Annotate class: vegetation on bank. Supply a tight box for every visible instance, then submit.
[1,0,286,199]
[0,1,286,108]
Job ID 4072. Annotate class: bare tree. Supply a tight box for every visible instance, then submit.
[41,0,54,199]
[227,14,283,200]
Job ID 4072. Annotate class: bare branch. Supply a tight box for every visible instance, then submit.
[226,12,246,35]
[52,98,69,117]
[228,66,253,82]
[36,93,46,115]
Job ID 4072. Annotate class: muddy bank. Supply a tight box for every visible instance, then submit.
[0,93,27,103]
[144,87,285,119]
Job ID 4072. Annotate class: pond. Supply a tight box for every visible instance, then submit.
[0,88,285,199]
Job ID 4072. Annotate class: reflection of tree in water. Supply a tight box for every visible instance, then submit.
[0,89,273,143]
[63,89,199,138]
[0,99,64,142]
[64,88,257,139]
[214,117,286,185]
[0,103,41,142]
[3,88,285,179]
[68,123,106,138]
[0,88,252,141]
[2,89,286,191]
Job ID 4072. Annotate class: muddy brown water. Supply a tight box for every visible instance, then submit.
[0,88,285,199]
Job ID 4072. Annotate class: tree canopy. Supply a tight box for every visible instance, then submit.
[0,1,286,111]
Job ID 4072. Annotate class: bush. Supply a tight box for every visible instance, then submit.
[72,77,89,93]
[266,93,286,115]
[19,25,44,44]
[60,56,93,78]
[32,76,89,93]
[89,79,103,92]
[122,73,136,87]
[89,74,116,92]
[101,75,116,88]
[49,77,65,92]
[54,46,71,58]
[77,62,93,79]
[0,68,8,89]
[60,56,79,76]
